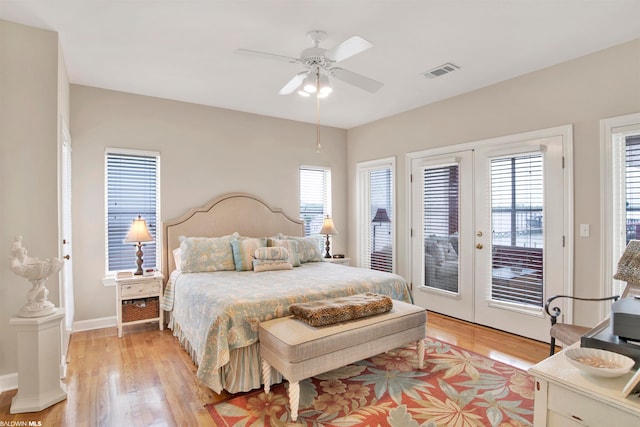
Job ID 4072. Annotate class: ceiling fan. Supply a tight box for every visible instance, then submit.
[236,30,384,95]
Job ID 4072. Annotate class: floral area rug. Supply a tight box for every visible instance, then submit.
[206,339,534,426]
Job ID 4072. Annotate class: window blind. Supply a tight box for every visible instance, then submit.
[299,167,331,252]
[423,165,459,291]
[369,167,393,272]
[106,151,159,272]
[490,154,543,307]
[423,165,458,239]
[625,136,640,243]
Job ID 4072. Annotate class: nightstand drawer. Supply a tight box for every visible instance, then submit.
[121,281,161,298]
[548,382,638,426]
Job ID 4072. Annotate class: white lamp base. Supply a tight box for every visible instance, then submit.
[10,308,67,414]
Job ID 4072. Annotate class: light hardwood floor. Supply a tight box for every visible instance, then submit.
[0,312,551,426]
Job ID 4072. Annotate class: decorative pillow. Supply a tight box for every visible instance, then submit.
[231,237,267,271]
[252,259,293,272]
[425,238,445,266]
[448,232,459,254]
[282,236,324,263]
[268,239,301,267]
[172,248,182,271]
[179,233,239,273]
[254,246,289,261]
[443,242,457,261]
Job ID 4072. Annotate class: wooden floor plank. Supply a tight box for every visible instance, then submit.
[0,312,550,425]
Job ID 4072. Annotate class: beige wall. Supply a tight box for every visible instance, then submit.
[347,38,640,327]
[0,20,68,377]
[70,85,348,321]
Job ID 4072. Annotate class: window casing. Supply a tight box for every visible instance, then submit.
[299,167,332,246]
[105,149,160,274]
[357,157,395,272]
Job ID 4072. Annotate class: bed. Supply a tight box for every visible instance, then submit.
[161,193,413,394]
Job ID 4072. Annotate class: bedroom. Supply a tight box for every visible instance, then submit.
[1,1,640,425]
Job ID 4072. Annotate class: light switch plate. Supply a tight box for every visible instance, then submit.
[580,223,590,237]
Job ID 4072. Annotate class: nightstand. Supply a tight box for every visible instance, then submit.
[325,257,351,266]
[115,271,164,337]
[529,341,640,426]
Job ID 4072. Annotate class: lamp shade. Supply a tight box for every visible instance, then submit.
[318,74,332,96]
[319,216,338,235]
[614,240,640,284]
[372,208,391,223]
[303,73,318,93]
[124,215,153,243]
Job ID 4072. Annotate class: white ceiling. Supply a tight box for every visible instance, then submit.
[2,1,640,129]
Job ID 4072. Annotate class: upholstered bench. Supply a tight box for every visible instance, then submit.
[258,299,427,422]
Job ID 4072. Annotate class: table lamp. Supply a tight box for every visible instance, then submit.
[124,215,154,275]
[319,216,338,258]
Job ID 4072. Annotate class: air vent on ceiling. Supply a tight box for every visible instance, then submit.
[422,62,460,79]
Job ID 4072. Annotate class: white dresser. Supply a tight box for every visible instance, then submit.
[529,343,640,426]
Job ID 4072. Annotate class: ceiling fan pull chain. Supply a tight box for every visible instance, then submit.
[315,69,322,153]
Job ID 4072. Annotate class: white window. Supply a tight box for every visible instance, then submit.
[105,149,160,274]
[299,166,331,253]
[357,157,395,272]
[603,113,640,296]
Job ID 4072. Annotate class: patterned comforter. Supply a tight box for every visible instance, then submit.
[162,262,412,391]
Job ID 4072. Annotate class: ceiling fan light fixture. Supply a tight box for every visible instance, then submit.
[318,75,332,96]
[302,74,317,93]
[297,90,310,97]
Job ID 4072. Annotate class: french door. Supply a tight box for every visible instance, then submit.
[411,128,570,341]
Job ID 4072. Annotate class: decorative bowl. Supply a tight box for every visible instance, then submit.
[565,347,635,378]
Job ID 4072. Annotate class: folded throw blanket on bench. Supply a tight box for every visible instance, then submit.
[288,293,393,327]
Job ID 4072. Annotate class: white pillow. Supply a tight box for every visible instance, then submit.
[426,240,445,266]
[172,248,181,271]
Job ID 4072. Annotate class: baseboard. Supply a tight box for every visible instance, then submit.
[0,372,18,392]
[72,316,116,332]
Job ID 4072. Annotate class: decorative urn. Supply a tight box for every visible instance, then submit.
[9,236,63,317]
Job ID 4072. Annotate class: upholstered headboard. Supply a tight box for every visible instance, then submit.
[162,192,304,275]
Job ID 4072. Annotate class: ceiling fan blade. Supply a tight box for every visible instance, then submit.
[235,48,300,64]
[278,72,308,95]
[325,36,373,62]
[329,67,383,93]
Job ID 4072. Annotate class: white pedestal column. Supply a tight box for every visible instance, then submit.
[9,308,67,414]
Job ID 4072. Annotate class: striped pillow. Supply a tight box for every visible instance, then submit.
[254,246,289,261]
[231,237,267,271]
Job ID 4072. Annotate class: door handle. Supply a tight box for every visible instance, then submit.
[476,244,483,249]
[63,254,71,260]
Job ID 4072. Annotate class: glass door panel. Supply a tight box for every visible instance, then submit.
[423,165,459,293]
[490,154,544,307]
